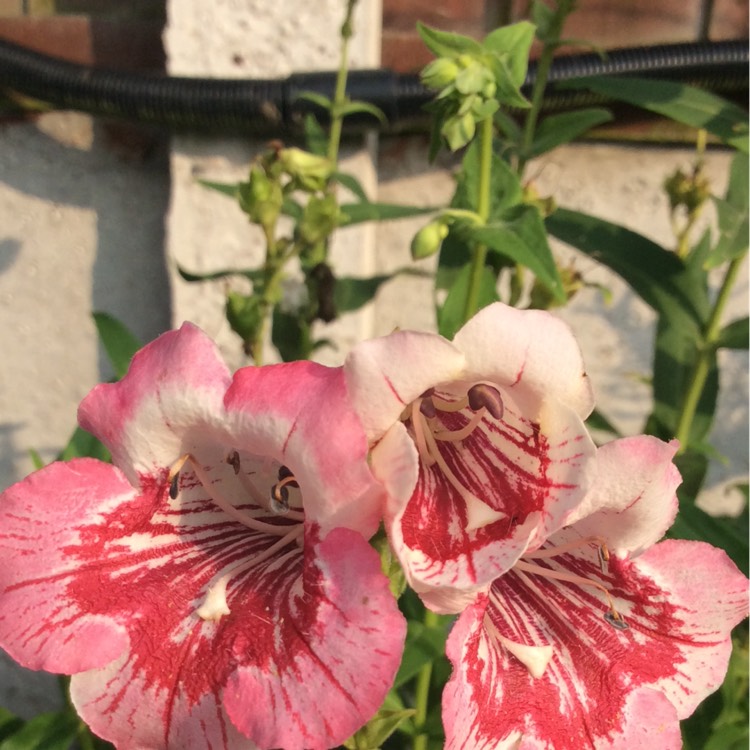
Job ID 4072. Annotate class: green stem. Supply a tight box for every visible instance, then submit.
[462,116,494,324]
[326,0,357,167]
[413,609,440,750]
[517,0,575,176]
[674,255,744,452]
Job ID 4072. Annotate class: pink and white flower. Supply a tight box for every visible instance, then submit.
[442,436,749,749]
[0,323,405,750]
[344,302,598,612]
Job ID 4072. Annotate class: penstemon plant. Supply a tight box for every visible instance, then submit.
[0,1,747,749]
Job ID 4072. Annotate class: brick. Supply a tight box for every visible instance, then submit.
[0,16,164,69]
[710,0,749,39]
[0,0,23,17]
[383,0,485,31]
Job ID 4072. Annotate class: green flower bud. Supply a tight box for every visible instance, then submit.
[278,147,333,192]
[421,57,460,89]
[411,219,448,260]
[442,111,476,151]
[239,166,283,230]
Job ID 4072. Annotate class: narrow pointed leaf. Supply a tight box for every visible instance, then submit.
[470,206,565,303]
[564,76,749,153]
[417,22,482,58]
[177,265,263,284]
[337,101,387,124]
[92,312,142,380]
[303,114,328,156]
[437,262,499,339]
[334,269,431,314]
[707,153,749,268]
[482,21,536,87]
[197,179,239,199]
[333,171,369,202]
[339,201,436,226]
[716,317,748,350]
[0,711,80,750]
[529,108,613,158]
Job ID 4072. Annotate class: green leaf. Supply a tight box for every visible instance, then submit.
[0,711,80,750]
[343,708,417,749]
[303,114,327,156]
[336,100,387,125]
[197,179,239,199]
[92,312,141,380]
[456,139,522,217]
[529,108,613,158]
[546,208,710,324]
[28,448,45,470]
[707,153,749,269]
[332,171,368,202]
[58,427,110,463]
[0,709,24,743]
[564,76,749,153]
[585,408,622,438]
[177,265,264,284]
[295,91,333,111]
[334,269,430,314]
[338,201,436,226]
[470,206,565,303]
[416,22,483,58]
[393,620,450,689]
[481,21,536,88]
[271,308,309,362]
[437,263,499,339]
[668,501,748,578]
[716,317,748,350]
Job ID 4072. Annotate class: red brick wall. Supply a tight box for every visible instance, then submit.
[382,0,749,72]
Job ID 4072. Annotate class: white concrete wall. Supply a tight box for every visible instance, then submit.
[0,0,746,718]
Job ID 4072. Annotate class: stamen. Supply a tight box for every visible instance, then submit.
[168,453,191,499]
[419,397,437,419]
[431,394,468,413]
[226,450,241,475]
[411,400,437,467]
[604,611,629,630]
[524,536,609,562]
[467,383,505,420]
[515,559,627,628]
[432,408,485,443]
[270,475,298,515]
[182,455,301,537]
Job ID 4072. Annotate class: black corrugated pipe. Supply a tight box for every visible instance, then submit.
[0,37,746,135]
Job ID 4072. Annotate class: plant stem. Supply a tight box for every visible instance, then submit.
[517,0,576,176]
[413,608,440,750]
[462,116,494,324]
[674,255,744,452]
[326,0,357,167]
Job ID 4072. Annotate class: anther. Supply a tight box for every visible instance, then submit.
[226,450,241,475]
[604,611,629,630]
[270,471,299,515]
[419,397,437,419]
[598,544,610,573]
[168,454,191,500]
[277,465,299,488]
[467,383,505,420]
[270,483,290,514]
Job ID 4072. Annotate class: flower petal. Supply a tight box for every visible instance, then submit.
[442,536,746,748]
[452,302,594,421]
[0,459,140,673]
[344,330,466,441]
[225,362,383,537]
[565,436,681,555]
[387,397,595,611]
[78,322,231,484]
[223,527,407,750]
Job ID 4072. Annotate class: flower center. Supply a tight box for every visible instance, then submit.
[486,536,628,678]
[168,451,305,621]
[401,383,508,530]
[518,536,628,629]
